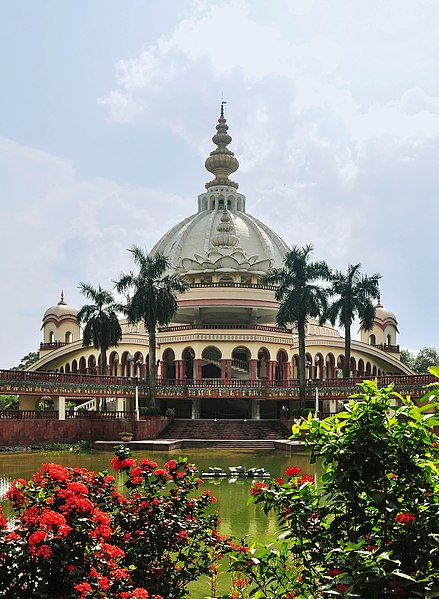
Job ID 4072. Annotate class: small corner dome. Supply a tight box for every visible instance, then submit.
[43,292,78,321]
[374,302,397,324]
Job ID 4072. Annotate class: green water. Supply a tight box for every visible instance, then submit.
[0,448,320,598]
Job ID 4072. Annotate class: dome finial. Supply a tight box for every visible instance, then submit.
[204,104,239,190]
[221,100,226,118]
[58,290,66,306]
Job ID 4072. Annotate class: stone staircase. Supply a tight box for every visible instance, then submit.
[158,419,292,449]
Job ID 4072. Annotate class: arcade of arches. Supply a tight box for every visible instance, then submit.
[57,346,386,380]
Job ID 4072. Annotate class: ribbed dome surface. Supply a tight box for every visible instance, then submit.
[151,208,289,276]
[151,106,288,276]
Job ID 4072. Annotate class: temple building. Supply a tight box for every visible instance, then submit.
[29,107,412,418]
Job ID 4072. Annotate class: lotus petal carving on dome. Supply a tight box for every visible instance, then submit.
[181,250,273,275]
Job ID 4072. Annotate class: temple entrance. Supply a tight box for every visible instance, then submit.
[200,398,250,419]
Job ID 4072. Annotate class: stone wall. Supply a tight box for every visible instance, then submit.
[0,418,169,446]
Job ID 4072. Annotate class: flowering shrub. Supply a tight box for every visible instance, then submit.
[0,444,230,598]
[226,379,439,598]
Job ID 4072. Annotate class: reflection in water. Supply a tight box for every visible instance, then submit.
[0,448,320,597]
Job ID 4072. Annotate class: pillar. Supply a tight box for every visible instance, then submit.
[250,400,261,420]
[58,396,66,421]
[249,359,258,380]
[194,359,202,380]
[175,360,184,380]
[191,398,200,419]
[268,361,277,381]
[116,397,124,413]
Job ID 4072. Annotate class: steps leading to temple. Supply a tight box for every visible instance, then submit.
[158,419,291,443]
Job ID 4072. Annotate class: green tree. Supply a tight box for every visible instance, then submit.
[12,351,39,371]
[228,379,439,598]
[76,284,124,376]
[400,348,415,370]
[327,263,381,378]
[412,346,439,374]
[261,245,330,407]
[0,395,18,410]
[115,247,189,407]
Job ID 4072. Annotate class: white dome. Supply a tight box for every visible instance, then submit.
[375,304,398,325]
[43,293,78,321]
[151,203,289,276]
[152,108,289,275]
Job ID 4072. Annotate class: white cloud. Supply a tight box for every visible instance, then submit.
[0,138,187,368]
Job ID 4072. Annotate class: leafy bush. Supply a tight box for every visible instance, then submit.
[0,445,230,598]
[226,377,439,598]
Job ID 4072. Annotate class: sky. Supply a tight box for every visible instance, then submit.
[1,0,438,369]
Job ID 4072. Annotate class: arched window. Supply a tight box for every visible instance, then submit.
[162,349,176,380]
[257,348,270,379]
[182,347,195,379]
[49,331,55,344]
[325,353,336,379]
[275,350,288,381]
[369,334,376,346]
[65,331,73,343]
[88,355,97,375]
[232,346,250,374]
[79,357,86,374]
[72,359,78,373]
[201,346,222,379]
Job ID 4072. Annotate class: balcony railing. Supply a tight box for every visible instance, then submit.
[371,343,400,353]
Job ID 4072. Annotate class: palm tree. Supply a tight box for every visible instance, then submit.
[115,246,189,407]
[261,244,330,407]
[327,263,381,378]
[77,284,124,376]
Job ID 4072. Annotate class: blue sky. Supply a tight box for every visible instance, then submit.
[1,0,438,368]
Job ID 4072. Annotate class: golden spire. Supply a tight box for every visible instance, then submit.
[205,102,239,189]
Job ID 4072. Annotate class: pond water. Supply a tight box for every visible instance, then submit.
[0,448,320,598]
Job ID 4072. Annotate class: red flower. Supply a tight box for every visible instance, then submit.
[111,457,137,471]
[284,466,301,477]
[132,589,149,598]
[328,568,344,576]
[74,581,93,597]
[298,474,314,485]
[395,513,416,524]
[154,468,166,476]
[336,583,349,594]
[164,459,177,470]
[250,481,268,496]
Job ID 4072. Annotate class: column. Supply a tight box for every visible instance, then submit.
[58,396,66,421]
[194,359,202,381]
[191,398,200,419]
[249,359,258,380]
[268,361,277,381]
[250,400,261,420]
[220,359,227,381]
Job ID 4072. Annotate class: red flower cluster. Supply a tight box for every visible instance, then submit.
[284,466,302,477]
[0,451,227,599]
[249,481,269,496]
[395,512,416,524]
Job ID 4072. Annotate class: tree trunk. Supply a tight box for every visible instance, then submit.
[343,321,351,378]
[298,321,307,408]
[100,349,107,376]
[100,349,107,410]
[147,324,157,408]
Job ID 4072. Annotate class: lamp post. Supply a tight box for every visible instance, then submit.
[127,354,141,421]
